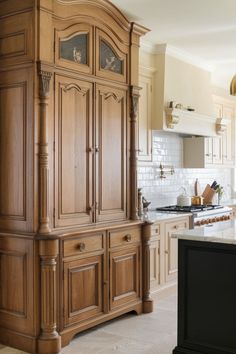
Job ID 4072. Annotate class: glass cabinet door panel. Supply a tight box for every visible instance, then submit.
[100,40,123,74]
[60,33,88,65]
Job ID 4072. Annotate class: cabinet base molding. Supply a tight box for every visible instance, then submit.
[37,336,61,354]
[61,301,142,348]
[173,347,203,354]
[0,327,37,354]
[142,299,153,313]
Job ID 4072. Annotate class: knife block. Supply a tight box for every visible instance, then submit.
[202,184,216,204]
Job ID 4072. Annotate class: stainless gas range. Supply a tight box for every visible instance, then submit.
[156,205,232,228]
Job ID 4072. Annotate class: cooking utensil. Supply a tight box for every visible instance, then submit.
[191,196,204,205]
[177,188,191,207]
[194,179,201,196]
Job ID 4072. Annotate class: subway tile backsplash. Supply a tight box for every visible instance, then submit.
[138,131,232,207]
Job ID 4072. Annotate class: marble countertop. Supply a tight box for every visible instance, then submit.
[172,219,236,245]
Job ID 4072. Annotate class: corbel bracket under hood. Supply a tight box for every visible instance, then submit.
[165,108,221,137]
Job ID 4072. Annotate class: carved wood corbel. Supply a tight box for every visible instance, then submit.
[38,68,52,234]
[130,86,140,220]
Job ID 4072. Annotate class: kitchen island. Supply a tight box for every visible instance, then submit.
[173,220,236,354]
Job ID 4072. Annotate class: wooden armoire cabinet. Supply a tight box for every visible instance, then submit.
[0,1,153,353]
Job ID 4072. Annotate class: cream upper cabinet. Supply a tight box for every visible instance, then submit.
[184,96,236,168]
[184,136,223,168]
[213,96,235,166]
[138,67,155,161]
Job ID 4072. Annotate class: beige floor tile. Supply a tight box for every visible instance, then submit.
[0,293,177,354]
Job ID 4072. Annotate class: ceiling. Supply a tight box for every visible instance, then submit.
[110,0,236,91]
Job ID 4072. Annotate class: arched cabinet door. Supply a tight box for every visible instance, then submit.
[96,29,128,83]
[55,24,93,74]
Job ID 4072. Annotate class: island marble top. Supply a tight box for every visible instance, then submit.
[172,219,236,245]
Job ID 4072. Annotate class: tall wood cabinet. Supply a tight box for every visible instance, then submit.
[0,1,152,354]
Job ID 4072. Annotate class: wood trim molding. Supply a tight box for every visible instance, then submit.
[38,66,52,234]
[130,86,140,220]
[38,239,61,354]
[142,221,154,313]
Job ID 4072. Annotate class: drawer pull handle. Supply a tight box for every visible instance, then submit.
[125,234,132,242]
[174,225,179,229]
[155,228,159,234]
[78,242,86,251]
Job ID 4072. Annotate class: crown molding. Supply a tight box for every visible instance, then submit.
[140,40,213,72]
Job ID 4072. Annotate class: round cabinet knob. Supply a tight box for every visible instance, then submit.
[78,242,86,251]
[125,234,132,242]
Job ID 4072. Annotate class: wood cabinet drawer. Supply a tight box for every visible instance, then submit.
[109,228,141,248]
[166,219,189,232]
[63,233,104,257]
[151,223,161,236]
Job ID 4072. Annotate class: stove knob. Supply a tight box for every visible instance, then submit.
[227,215,230,220]
[220,216,224,221]
[209,218,213,223]
[195,221,201,226]
[216,217,220,222]
[201,220,206,225]
[212,217,216,223]
[205,219,210,224]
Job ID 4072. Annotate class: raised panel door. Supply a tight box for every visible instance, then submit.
[55,75,94,227]
[96,84,127,222]
[150,238,160,291]
[63,254,104,327]
[0,237,35,335]
[109,245,141,310]
[212,137,222,164]
[165,218,189,283]
[0,68,34,232]
[204,137,213,164]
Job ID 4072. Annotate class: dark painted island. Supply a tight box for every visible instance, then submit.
[173,220,236,354]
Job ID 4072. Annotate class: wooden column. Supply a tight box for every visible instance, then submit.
[38,239,61,354]
[130,86,140,220]
[38,67,52,234]
[142,221,154,313]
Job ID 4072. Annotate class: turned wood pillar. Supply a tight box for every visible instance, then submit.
[38,239,61,354]
[130,86,140,220]
[142,221,154,313]
[38,67,52,234]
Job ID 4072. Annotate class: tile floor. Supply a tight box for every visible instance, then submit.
[0,293,177,354]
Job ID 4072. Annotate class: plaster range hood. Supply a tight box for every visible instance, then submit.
[152,44,223,137]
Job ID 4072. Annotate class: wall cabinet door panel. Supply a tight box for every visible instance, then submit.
[0,68,34,232]
[96,84,127,222]
[55,75,94,227]
[63,254,104,327]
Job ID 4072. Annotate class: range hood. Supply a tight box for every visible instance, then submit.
[152,45,221,137]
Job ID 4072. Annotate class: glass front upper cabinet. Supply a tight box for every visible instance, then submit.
[100,40,123,75]
[55,24,93,74]
[60,33,88,65]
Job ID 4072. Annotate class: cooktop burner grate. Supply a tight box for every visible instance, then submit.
[156,205,223,213]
